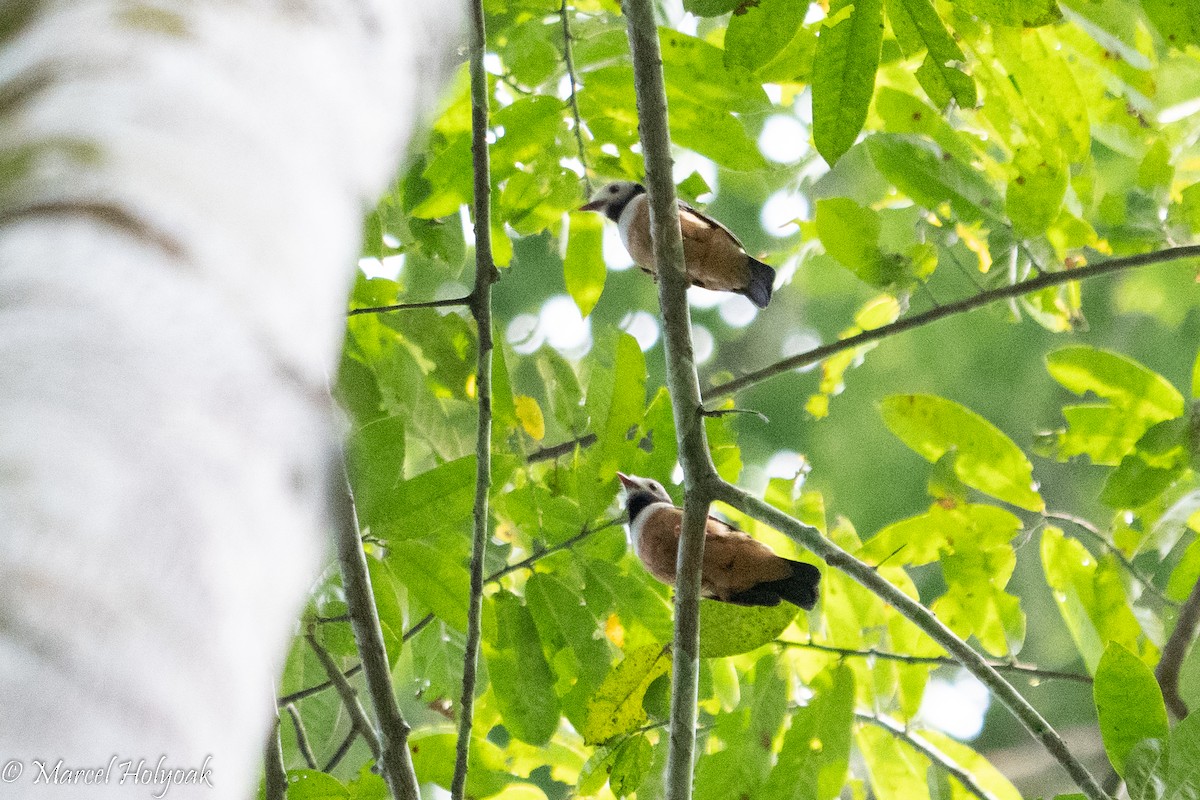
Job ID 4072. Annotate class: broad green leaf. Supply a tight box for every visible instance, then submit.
[594,332,647,480]
[884,0,975,109]
[861,503,1022,566]
[761,663,855,800]
[366,557,405,668]
[698,599,800,658]
[1100,417,1190,509]
[409,732,513,797]
[957,0,1062,26]
[484,591,561,745]
[583,644,672,745]
[1008,144,1067,237]
[857,723,931,800]
[577,745,620,796]
[992,28,1090,163]
[565,212,605,318]
[812,0,884,165]
[387,539,470,631]
[367,456,477,542]
[683,0,740,16]
[816,198,883,278]
[725,0,809,75]
[705,403,743,483]
[1046,346,1184,426]
[1055,404,1148,465]
[536,347,586,433]
[346,415,405,533]
[880,394,1044,511]
[1142,0,1200,49]
[1041,526,1149,672]
[609,734,654,798]
[1095,641,1168,777]
[867,135,1005,224]
[1166,712,1200,798]
[920,732,1023,800]
[1124,739,1166,800]
[286,771,349,800]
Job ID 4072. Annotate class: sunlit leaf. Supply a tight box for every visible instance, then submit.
[698,599,799,658]
[564,211,605,318]
[958,0,1062,26]
[484,591,561,745]
[1046,346,1184,426]
[609,734,654,798]
[583,644,672,745]
[812,0,884,164]
[1094,641,1168,777]
[885,0,975,109]
[761,663,855,800]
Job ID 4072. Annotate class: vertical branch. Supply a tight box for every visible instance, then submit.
[622,1,721,798]
[559,0,592,194]
[714,481,1112,800]
[332,482,421,800]
[452,0,497,795]
[264,714,288,800]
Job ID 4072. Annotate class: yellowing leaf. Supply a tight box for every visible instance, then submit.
[514,395,546,440]
[583,644,671,745]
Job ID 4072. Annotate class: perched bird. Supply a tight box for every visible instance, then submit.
[617,473,820,609]
[580,181,776,308]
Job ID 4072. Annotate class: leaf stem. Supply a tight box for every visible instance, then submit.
[856,712,1002,800]
[1042,511,1178,608]
[559,0,592,195]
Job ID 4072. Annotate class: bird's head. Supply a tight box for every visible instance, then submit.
[580,181,646,222]
[617,472,672,514]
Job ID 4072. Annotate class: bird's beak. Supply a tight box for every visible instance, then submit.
[616,472,635,490]
[579,199,605,212]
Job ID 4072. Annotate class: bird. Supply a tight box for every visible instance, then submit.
[617,473,820,610]
[579,181,776,308]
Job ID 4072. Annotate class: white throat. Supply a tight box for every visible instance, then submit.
[626,499,674,551]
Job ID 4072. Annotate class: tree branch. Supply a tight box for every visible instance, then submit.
[714,480,1111,800]
[1156,576,1200,720]
[284,703,319,770]
[559,0,591,195]
[324,729,359,774]
[856,712,1003,800]
[264,714,288,800]
[705,245,1200,401]
[1044,511,1178,608]
[305,629,383,762]
[623,2,723,798]
[778,640,1092,684]
[348,295,473,317]
[331,482,421,800]
[526,432,598,463]
[453,0,499,792]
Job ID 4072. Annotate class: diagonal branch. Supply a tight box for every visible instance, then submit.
[857,712,1003,800]
[330,483,421,799]
[306,628,383,762]
[1044,511,1177,608]
[348,295,473,317]
[778,640,1092,684]
[1156,576,1200,720]
[705,245,1200,401]
[453,0,499,792]
[714,480,1111,800]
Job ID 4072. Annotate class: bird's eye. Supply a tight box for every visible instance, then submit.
[609,186,619,193]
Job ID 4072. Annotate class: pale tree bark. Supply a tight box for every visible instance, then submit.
[0,2,458,797]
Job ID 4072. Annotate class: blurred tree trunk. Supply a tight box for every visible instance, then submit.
[0,1,457,796]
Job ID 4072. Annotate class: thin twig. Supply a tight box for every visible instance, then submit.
[714,480,1111,800]
[778,640,1092,684]
[305,629,382,761]
[1044,511,1178,608]
[452,0,499,792]
[264,714,288,800]
[486,517,622,582]
[856,712,1002,800]
[331,478,421,799]
[526,432,598,463]
[1156,576,1200,719]
[705,245,1200,400]
[700,407,770,424]
[323,729,359,774]
[559,0,592,195]
[277,663,364,706]
[348,295,473,317]
[284,703,319,770]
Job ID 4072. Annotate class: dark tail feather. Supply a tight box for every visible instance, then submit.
[770,560,820,610]
[726,560,821,610]
[744,258,775,309]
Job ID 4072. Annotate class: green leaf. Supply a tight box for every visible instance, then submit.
[1124,739,1166,800]
[705,404,744,483]
[367,456,477,542]
[583,644,672,745]
[880,394,1044,511]
[1100,417,1190,509]
[285,771,350,800]
[867,134,1004,224]
[683,0,740,15]
[1095,641,1169,776]
[957,0,1062,26]
[884,0,975,109]
[761,663,855,800]
[565,212,606,318]
[920,732,1023,800]
[725,0,809,75]
[609,734,654,798]
[857,722,930,800]
[1046,346,1184,426]
[366,557,405,668]
[698,599,800,658]
[346,415,406,533]
[1008,144,1068,236]
[1054,405,1148,465]
[1142,0,1200,48]
[409,732,513,797]
[816,197,882,277]
[812,0,884,165]
[387,539,470,631]
[484,591,562,745]
[594,332,647,480]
